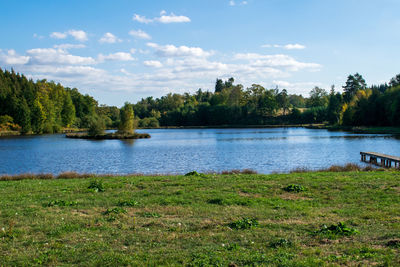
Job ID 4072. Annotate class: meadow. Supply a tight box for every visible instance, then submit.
[0,171,399,266]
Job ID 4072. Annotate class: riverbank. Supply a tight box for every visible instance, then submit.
[306,125,400,135]
[1,171,398,265]
[65,132,150,140]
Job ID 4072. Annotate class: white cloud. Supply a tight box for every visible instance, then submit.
[0,49,30,65]
[53,44,86,50]
[147,43,213,58]
[50,32,67,39]
[262,43,306,50]
[143,60,163,68]
[158,13,191,23]
[129,29,151,40]
[26,48,96,65]
[99,32,122,44]
[132,14,153,24]
[68,30,88,42]
[283,44,306,50]
[49,30,88,42]
[98,52,135,62]
[132,11,190,24]
[234,53,320,71]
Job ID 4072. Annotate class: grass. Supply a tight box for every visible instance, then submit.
[0,171,399,265]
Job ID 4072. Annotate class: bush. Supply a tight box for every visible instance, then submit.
[103,207,127,215]
[88,180,105,192]
[87,116,106,136]
[47,200,78,207]
[228,218,259,230]
[269,238,293,248]
[283,184,306,192]
[185,171,204,177]
[316,222,359,238]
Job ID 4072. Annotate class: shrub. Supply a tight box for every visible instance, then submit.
[103,207,127,215]
[185,171,203,177]
[47,200,78,207]
[315,222,359,238]
[283,184,306,192]
[269,238,293,248]
[228,218,259,230]
[88,180,105,192]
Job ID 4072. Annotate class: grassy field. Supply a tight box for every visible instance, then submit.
[0,171,399,266]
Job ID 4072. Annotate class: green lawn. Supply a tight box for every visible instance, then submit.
[0,171,399,266]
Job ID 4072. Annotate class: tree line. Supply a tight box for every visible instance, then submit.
[1,67,400,134]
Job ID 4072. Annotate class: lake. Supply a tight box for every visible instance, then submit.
[0,128,399,175]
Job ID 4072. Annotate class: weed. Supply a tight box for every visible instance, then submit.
[315,222,359,238]
[103,207,127,215]
[88,180,105,192]
[386,239,400,248]
[283,184,306,192]
[138,212,161,218]
[228,218,259,230]
[0,221,16,239]
[47,200,78,207]
[117,199,139,207]
[184,171,204,177]
[269,238,293,248]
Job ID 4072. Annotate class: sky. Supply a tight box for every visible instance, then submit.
[0,0,399,106]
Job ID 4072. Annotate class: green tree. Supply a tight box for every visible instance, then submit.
[118,102,135,134]
[308,87,328,107]
[31,98,46,134]
[326,86,343,124]
[343,73,366,102]
[61,93,76,127]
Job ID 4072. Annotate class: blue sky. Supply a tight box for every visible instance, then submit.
[1,0,399,106]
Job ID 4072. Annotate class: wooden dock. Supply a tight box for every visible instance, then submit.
[360,151,400,168]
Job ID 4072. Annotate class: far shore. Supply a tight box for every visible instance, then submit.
[2,124,400,137]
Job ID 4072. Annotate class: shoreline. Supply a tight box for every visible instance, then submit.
[0,163,394,181]
[2,124,400,137]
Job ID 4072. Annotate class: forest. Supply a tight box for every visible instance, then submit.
[1,67,400,134]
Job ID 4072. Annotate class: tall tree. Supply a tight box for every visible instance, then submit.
[343,73,366,102]
[118,102,135,134]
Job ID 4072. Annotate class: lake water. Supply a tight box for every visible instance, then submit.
[0,128,399,175]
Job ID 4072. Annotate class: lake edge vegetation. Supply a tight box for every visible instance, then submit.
[2,68,400,135]
[0,170,399,265]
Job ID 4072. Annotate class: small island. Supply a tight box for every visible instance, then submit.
[66,103,150,140]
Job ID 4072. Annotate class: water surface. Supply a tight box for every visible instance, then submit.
[0,128,399,175]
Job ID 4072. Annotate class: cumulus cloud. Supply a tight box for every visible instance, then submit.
[129,29,151,40]
[147,43,213,58]
[234,53,320,71]
[50,32,67,39]
[262,43,306,50]
[132,10,190,24]
[0,49,30,65]
[26,48,96,65]
[99,32,122,44]
[143,60,163,68]
[98,52,135,62]
[50,30,88,42]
